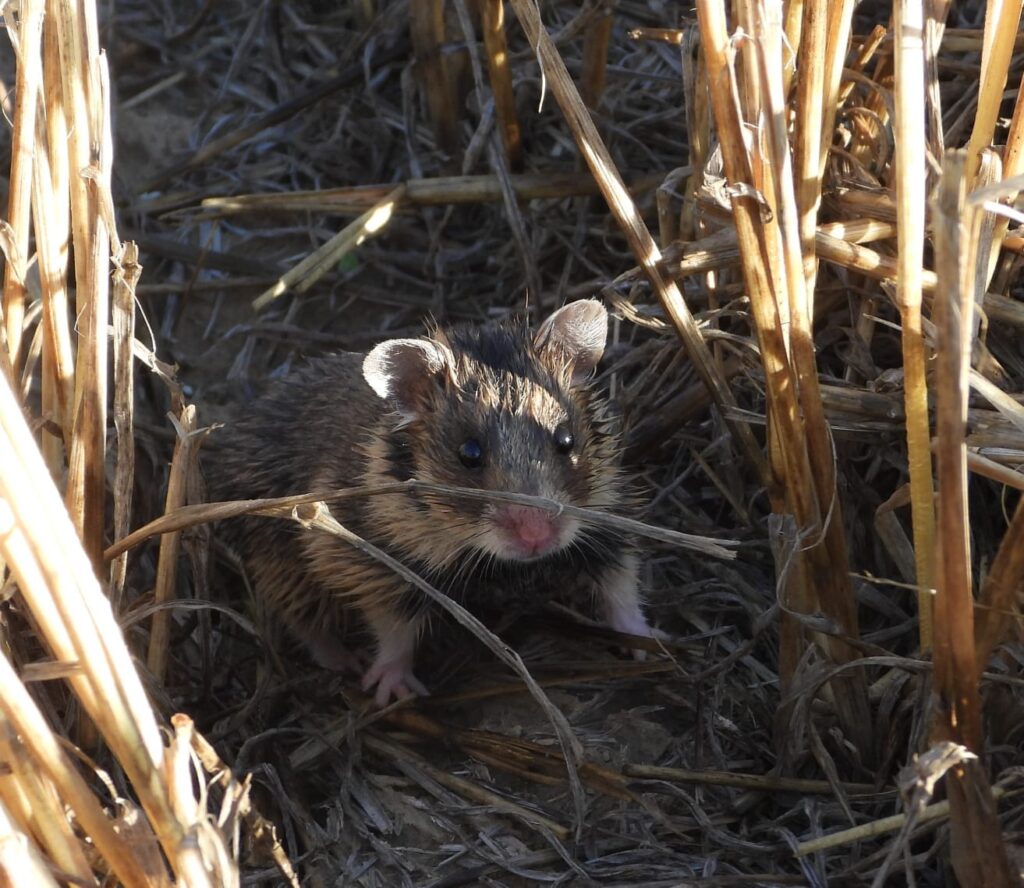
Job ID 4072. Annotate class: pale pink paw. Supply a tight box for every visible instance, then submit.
[361,658,430,707]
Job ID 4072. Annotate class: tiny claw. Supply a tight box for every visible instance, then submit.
[361,658,430,707]
[606,608,668,660]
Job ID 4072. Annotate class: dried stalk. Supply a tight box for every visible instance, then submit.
[105,481,739,564]
[0,366,230,882]
[110,243,140,608]
[410,0,460,158]
[0,718,93,884]
[32,46,74,475]
[580,1,614,108]
[894,0,936,648]
[931,149,1013,886]
[703,0,870,752]
[479,0,523,169]
[982,63,1024,288]
[1,0,43,376]
[965,0,1024,184]
[148,404,197,684]
[0,646,163,885]
[0,800,61,888]
[55,0,110,574]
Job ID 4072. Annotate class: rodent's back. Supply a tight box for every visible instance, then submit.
[209,351,377,503]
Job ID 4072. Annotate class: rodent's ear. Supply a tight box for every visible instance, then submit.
[363,339,450,414]
[534,299,608,383]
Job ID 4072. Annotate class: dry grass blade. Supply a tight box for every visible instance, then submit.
[796,787,1013,858]
[199,171,666,216]
[252,185,406,310]
[0,717,93,884]
[930,149,1013,885]
[103,481,740,563]
[187,722,300,888]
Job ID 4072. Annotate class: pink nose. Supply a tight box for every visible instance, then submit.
[496,505,558,555]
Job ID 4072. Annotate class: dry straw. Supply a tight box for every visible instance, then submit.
[0,0,251,884]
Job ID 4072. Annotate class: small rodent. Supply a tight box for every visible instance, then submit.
[209,299,655,705]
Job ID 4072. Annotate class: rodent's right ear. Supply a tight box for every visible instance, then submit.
[362,339,451,414]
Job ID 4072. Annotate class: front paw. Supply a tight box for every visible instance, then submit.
[361,656,430,707]
[608,610,668,661]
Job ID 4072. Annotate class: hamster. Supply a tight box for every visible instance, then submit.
[209,299,656,705]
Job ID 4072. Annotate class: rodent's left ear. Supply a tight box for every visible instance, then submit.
[363,338,451,415]
[534,299,608,383]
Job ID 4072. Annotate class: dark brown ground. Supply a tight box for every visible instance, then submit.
[100,1,1023,885]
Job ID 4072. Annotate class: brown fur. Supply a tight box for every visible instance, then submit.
[208,302,650,701]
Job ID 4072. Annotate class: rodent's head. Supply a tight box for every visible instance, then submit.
[363,300,624,566]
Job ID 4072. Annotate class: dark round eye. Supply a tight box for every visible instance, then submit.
[458,439,484,468]
[553,425,574,454]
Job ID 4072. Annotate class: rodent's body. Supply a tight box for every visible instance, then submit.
[210,300,655,704]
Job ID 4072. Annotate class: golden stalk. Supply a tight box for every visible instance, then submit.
[930,148,1013,887]
[1,0,43,376]
[0,718,93,884]
[819,0,855,168]
[0,645,163,885]
[982,66,1024,289]
[37,2,74,469]
[0,800,61,888]
[479,0,523,169]
[965,0,1024,184]
[894,0,936,648]
[32,88,75,474]
[679,29,708,242]
[0,366,231,882]
[742,0,870,751]
[55,0,110,574]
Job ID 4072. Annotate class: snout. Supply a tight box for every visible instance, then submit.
[493,504,563,559]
